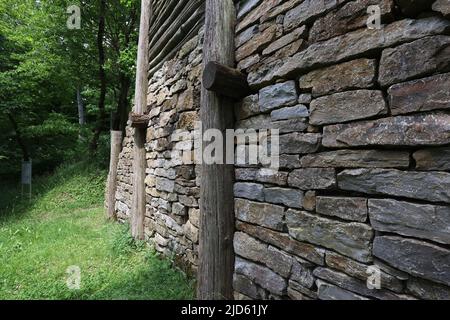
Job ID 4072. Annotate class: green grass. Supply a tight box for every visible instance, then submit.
[0,163,195,300]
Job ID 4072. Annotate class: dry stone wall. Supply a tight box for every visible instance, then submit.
[115,28,204,273]
[233,0,450,300]
[113,0,450,300]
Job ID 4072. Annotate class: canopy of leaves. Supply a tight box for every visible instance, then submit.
[0,0,139,177]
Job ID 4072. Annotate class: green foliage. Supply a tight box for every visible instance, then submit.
[0,0,139,177]
[0,162,195,300]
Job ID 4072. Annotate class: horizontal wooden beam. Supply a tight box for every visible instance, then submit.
[129,112,150,129]
[202,61,250,100]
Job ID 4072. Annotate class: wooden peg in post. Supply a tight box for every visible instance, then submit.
[203,61,250,100]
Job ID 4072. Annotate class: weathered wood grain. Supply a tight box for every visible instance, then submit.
[203,61,250,99]
[198,0,236,300]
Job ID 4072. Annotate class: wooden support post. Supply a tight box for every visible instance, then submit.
[203,61,250,99]
[198,0,236,300]
[131,127,146,239]
[106,130,123,220]
[131,0,151,240]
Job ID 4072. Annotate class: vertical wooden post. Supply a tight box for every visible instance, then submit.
[106,130,122,220]
[131,0,151,240]
[198,0,236,300]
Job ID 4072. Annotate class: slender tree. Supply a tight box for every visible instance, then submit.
[90,0,108,152]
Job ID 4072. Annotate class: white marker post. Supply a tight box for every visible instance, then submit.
[21,159,32,201]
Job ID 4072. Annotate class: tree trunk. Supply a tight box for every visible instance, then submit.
[198,0,236,300]
[112,72,131,133]
[131,0,151,240]
[7,113,30,162]
[90,0,108,153]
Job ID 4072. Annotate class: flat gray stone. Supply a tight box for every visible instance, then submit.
[236,25,259,48]
[373,236,450,286]
[234,233,296,279]
[264,187,304,209]
[236,168,288,186]
[262,26,307,56]
[235,198,285,231]
[326,251,404,293]
[338,169,450,203]
[316,280,368,300]
[323,112,450,148]
[388,73,450,116]
[310,90,388,125]
[266,246,294,278]
[279,154,302,169]
[288,280,318,300]
[433,0,450,17]
[309,0,394,42]
[369,199,450,244]
[288,168,336,190]
[233,273,265,300]
[234,232,268,263]
[155,177,175,193]
[234,182,265,201]
[379,36,450,87]
[236,115,309,135]
[299,59,377,97]
[235,257,287,296]
[298,93,312,104]
[284,0,346,31]
[271,105,309,121]
[300,149,410,169]
[286,210,373,262]
[280,133,321,154]
[314,268,406,300]
[407,277,450,300]
[317,197,367,222]
[172,202,187,216]
[259,81,298,112]
[236,221,326,265]
[272,118,309,134]
[236,114,271,130]
[237,0,263,19]
[414,147,450,171]
[291,259,315,289]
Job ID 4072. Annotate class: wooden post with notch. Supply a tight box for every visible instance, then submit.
[131,0,151,240]
[198,0,236,300]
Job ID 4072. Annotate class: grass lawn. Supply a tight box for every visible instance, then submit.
[0,163,195,300]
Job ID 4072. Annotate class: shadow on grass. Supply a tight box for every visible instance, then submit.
[0,161,196,300]
[0,162,106,225]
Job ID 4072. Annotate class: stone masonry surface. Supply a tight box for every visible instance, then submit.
[114,0,450,299]
[232,0,450,300]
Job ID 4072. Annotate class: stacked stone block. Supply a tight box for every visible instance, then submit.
[233,0,450,300]
[115,126,134,221]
